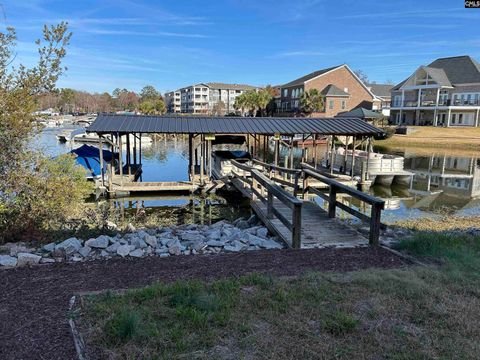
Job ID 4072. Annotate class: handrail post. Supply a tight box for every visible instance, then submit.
[267,191,274,219]
[369,203,382,245]
[252,176,257,201]
[302,170,309,200]
[293,172,300,198]
[328,184,337,218]
[292,202,302,248]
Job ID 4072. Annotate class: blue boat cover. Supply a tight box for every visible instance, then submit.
[70,144,116,177]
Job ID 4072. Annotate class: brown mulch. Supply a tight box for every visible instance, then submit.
[0,247,409,360]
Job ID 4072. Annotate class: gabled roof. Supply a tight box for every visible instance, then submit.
[427,55,480,84]
[321,84,349,97]
[392,55,480,90]
[422,66,452,87]
[88,114,385,136]
[281,65,343,87]
[366,83,393,98]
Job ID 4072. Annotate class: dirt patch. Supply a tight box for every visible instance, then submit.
[0,247,408,360]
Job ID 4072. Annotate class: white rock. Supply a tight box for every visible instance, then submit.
[106,242,120,253]
[116,244,130,258]
[256,227,269,239]
[85,236,110,249]
[205,229,221,240]
[224,241,244,252]
[0,255,17,267]
[129,248,144,258]
[168,245,181,256]
[159,253,169,258]
[40,258,55,264]
[155,247,169,255]
[78,246,92,258]
[42,243,56,252]
[16,253,41,267]
[211,220,227,228]
[131,238,148,249]
[206,239,225,247]
[144,235,157,248]
[100,250,110,257]
[72,256,83,262]
[55,237,82,255]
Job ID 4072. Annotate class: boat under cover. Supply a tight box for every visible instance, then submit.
[69,144,117,178]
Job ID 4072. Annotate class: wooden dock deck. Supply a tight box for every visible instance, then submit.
[230,160,385,249]
[253,198,367,248]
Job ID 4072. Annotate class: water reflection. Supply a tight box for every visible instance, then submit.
[37,126,480,224]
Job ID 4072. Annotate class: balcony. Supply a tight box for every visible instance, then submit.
[392,99,480,108]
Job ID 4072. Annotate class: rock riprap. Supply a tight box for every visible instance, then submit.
[0,219,283,268]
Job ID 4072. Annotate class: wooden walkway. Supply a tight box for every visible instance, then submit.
[253,198,367,248]
[232,178,367,248]
[230,161,385,249]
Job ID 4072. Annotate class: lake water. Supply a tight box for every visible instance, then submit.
[37,126,480,225]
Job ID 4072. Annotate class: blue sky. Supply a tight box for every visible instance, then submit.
[3,0,480,93]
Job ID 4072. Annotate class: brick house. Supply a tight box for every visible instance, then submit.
[279,64,379,116]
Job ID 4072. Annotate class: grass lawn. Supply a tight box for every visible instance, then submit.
[77,233,480,359]
[376,126,480,151]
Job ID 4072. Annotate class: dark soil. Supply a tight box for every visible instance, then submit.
[0,247,409,360]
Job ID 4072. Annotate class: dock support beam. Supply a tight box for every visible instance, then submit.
[351,136,357,179]
[99,136,105,188]
[118,133,123,186]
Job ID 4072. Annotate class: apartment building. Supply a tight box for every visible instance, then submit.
[279,64,379,117]
[164,90,181,113]
[207,82,256,114]
[390,55,480,127]
[167,83,256,114]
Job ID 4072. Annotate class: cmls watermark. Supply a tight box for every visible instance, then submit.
[465,0,480,8]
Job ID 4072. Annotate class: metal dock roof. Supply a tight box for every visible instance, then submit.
[87,114,385,136]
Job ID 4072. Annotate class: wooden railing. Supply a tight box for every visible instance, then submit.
[231,160,303,248]
[301,163,385,245]
[251,159,302,197]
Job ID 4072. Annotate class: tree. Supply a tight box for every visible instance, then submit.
[256,89,273,116]
[354,69,369,84]
[59,88,75,113]
[138,99,166,115]
[300,89,324,116]
[0,22,91,241]
[211,101,226,116]
[140,85,161,102]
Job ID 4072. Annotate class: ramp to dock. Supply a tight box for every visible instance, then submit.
[230,161,385,249]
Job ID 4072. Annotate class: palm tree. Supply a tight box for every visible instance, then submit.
[257,89,273,116]
[300,89,324,116]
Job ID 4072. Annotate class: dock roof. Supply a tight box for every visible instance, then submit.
[88,114,385,137]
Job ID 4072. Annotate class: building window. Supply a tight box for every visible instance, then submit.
[341,100,346,110]
[283,89,288,97]
[344,87,348,93]
[329,100,334,110]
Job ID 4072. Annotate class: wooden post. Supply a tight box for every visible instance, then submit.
[126,134,131,175]
[200,135,204,185]
[328,185,337,218]
[369,203,382,245]
[188,134,193,182]
[343,136,349,173]
[133,134,137,165]
[292,202,302,248]
[118,133,123,186]
[99,136,105,187]
[329,135,335,175]
[139,133,142,165]
[267,192,273,219]
[263,135,267,163]
[207,139,212,179]
[289,135,294,180]
[313,134,318,169]
[351,136,357,179]
[325,135,330,168]
[366,137,371,180]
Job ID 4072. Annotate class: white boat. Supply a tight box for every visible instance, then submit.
[327,147,413,187]
[59,128,153,146]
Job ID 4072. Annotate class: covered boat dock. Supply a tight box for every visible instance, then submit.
[87,114,387,248]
